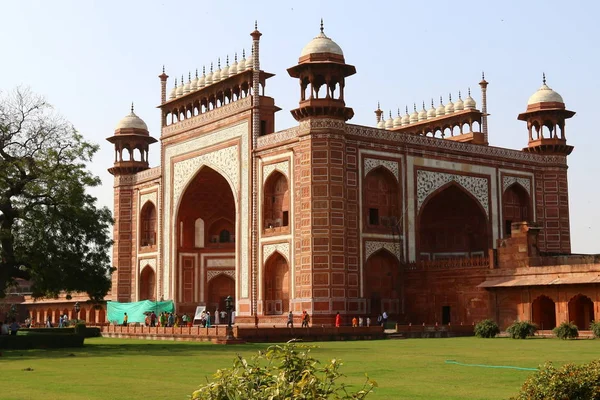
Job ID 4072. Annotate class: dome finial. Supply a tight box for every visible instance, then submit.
[458,90,462,99]
[202,65,206,75]
[162,65,165,74]
[440,96,443,105]
[218,58,221,69]
[543,72,546,85]
[243,49,246,59]
[468,88,471,96]
[174,78,177,87]
[226,54,229,66]
[413,103,417,112]
[422,101,425,109]
[131,102,134,113]
[320,18,324,33]
[210,62,213,72]
[234,52,238,62]
[255,20,258,30]
[397,108,400,116]
[377,101,380,109]
[389,110,392,119]
[195,68,198,78]
[431,99,434,107]
[449,93,452,102]
[188,71,191,82]
[405,105,409,114]
[482,71,485,80]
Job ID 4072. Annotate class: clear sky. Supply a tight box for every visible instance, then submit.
[2,0,599,253]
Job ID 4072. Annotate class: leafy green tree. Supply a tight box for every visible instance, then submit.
[192,341,377,400]
[0,87,113,301]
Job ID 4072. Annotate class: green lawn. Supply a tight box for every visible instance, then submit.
[1,337,599,400]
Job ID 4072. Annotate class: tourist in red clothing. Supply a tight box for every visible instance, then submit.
[335,312,341,327]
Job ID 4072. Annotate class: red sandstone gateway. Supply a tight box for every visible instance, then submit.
[24,23,596,334]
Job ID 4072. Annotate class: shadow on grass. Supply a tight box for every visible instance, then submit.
[1,340,273,362]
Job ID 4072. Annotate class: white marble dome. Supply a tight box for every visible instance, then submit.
[528,83,564,105]
[454,94,464,111]
[115,108,148,131]
[427,101,437,119]
[464,92,476,109]
[377,119,385,129]
[385,113,394,129]
[401,109,410,126]
[300,31,344,57]
[436,100,446,117]
[393,112,402,127]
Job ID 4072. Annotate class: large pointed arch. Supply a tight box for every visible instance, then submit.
[140,201,157,247]
[263,251,290,315]
[263,170,290,231]
[364,249,400,316]
[139,264,156,301]
[176,165,237,307]
[207,273,235,312]
[417,183,490,260]
[502,183,531,238]
[363,166,401,232]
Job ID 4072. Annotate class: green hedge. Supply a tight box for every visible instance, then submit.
[0,333,84,349]
[18,326,100,338]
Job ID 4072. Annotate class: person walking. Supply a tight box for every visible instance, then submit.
[9,319,20,336]
[382,311,388,327]
[287,311,294,328]
[301,311,310,328]
[335,312,341,328]
[123,313,128,327]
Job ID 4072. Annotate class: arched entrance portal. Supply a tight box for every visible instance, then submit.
[207,274,235,312]
[568,294,594,330]
[531,295,556,330]
[419,184,489,260]
[364,250,400,316]
[177,166,236,309]
[264,252,290,315]
[139,265,156,301]
[503,184,530,238]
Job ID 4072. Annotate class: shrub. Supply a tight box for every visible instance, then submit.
[474,319,500,338]
[191,341,377,400]
[511,360,600,399]
[553,322,579,340]
[506,321,537,339]
[0,333,84,349]
[590,321,600,338]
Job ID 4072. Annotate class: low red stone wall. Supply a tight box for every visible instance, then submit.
[100,325,231,342]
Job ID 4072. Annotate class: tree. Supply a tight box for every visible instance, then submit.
[192,341,377,400]
[0,87,113,301]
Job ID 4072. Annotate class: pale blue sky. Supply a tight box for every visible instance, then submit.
[2,0,598,253]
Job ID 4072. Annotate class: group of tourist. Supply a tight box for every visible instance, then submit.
[285,310,311,328]
[141,311,191,328]
[336,311,388,328]
[0,319,20,335]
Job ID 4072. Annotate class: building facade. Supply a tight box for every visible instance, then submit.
[103,23,599,329]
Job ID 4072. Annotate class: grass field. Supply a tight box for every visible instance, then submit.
[1,336,600,400]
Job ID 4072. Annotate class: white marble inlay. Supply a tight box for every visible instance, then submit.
[502,176,531,196]
[417,170,489,216]
[363,158,399,182]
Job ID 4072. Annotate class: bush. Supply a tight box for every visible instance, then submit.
[506,321,537,339]
[511,360,600,399]
[590,321,600,338]
[0,333,84,349]
[474,319,500,338]
[191,341,377,399]
[553,322,579,340]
